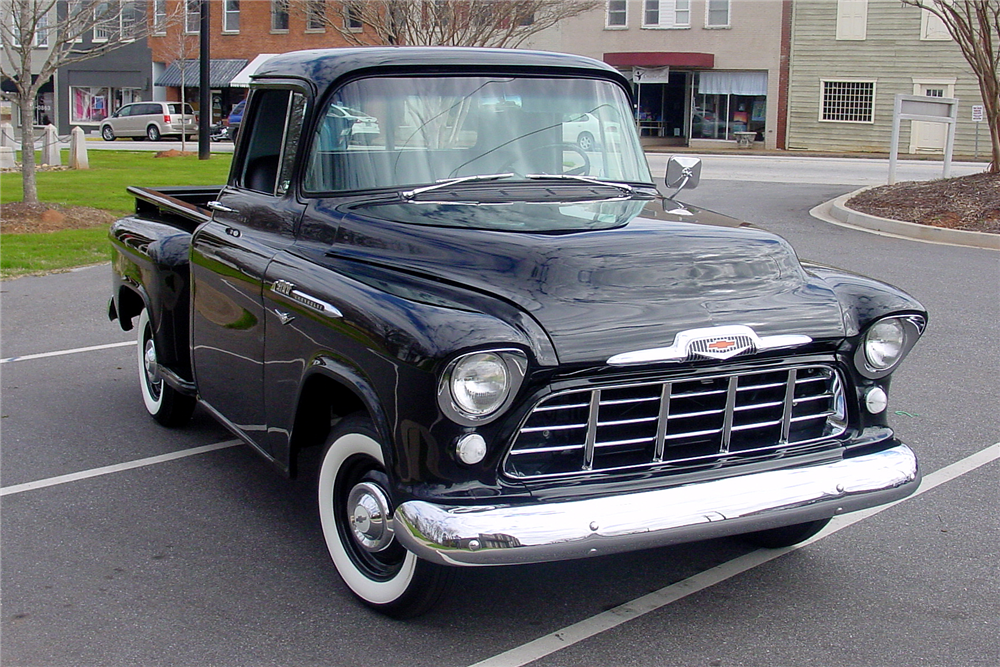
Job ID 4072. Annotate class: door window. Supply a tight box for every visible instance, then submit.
[237,89,307,196]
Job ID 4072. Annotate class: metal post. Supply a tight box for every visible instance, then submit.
[942,100,957,180]
[199,0,211,160]
[888,95,902,185]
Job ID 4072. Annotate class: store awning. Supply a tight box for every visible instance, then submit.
[155,59,248,88]
[604,52,715,69]
[229,54,278,88]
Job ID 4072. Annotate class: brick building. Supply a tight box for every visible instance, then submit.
[151,0,373,124]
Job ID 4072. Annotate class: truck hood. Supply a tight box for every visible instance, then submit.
[319,198,846,365]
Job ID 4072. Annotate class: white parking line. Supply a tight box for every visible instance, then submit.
[0,340,136,364]
[0,440,242,497]
[468,442,1000,667]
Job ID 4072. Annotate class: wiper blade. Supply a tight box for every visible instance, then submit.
[525,173,637,196]
[402,173,513,200]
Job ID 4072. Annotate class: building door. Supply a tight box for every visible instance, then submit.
[909,80,954,154]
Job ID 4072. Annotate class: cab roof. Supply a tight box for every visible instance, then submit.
[251,47,630,97]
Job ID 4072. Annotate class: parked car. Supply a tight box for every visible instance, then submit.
[562,111,621,150]
[109,47,925,618]
[100,102,197,141]
[328,104,380,143]
[227,100,245,142]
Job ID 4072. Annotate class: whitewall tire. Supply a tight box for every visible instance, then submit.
[136,309,194,427]
[317,415,452,617]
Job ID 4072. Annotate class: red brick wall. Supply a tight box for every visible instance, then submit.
[150,1,374,64]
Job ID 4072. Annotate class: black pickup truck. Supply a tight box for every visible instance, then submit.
[109,47,926,617]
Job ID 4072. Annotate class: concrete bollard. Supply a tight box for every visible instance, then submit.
[69,126,89,169]
[41,124,61,166]
[0,121,15,149]
[0,145,15,169]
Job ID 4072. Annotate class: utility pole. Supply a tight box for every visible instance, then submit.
[199,0,211,159]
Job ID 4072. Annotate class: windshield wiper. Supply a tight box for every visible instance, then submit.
[524,173,638,197]
[402,173,514,200]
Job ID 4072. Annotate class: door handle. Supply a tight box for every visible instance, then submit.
[207,200,237,213]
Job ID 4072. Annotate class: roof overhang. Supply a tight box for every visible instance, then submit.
[604,52,715,69]
[155,59,248,88]
[229,54,279,89]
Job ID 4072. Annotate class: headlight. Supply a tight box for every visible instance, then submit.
[452,352,510,415]
[864,318,905,370]
[439,349,527,424]
[855,315,926,379]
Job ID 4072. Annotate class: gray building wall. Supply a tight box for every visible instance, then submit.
[787,0,983,156]
[57,39,153,135]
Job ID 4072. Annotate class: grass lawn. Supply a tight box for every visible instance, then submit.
[1,228,113,276]
[1,150,232,279]
[1,149,232,212]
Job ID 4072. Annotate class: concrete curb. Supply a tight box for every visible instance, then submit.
[813,187,1000,251]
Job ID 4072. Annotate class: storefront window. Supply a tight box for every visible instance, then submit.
[692,71,767,141]
[71,86,111,123]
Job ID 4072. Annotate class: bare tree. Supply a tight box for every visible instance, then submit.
[296,0,599,49]
[902,0,999,172]
[1,0,172,203]
[159,20,198,153]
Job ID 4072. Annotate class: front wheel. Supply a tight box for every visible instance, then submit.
[136,309,195,427]
[318,416,453,618]
[743,518,831,549]
[101,125,115,141]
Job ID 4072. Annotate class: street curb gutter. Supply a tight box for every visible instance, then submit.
[814,187,1000,251]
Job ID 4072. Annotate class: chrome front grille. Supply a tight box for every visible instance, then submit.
[504,365,847,479]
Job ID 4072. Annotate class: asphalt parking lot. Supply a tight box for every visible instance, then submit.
[2,161,997,667]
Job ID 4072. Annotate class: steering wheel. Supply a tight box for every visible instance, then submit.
[502,142,592,177]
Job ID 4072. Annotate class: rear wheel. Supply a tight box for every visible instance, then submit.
[136,309,195,427]
[743,518,831,549]
[101,125,115,141]
[318,416,452,618]
[577,131,595,151]
[146,125,161,141]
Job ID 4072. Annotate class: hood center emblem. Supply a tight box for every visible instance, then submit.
[606,326,814,366]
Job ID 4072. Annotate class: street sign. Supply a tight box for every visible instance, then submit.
[972,105,985,122]
[889,94,959,184]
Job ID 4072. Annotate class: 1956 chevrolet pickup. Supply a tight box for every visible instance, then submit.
[109,47,926,617]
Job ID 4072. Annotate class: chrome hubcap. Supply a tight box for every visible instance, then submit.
[143,339,160,385]
[347,482,394,553]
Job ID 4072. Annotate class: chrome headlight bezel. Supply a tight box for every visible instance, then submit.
[854,314,926,379]
[438,349,528,425]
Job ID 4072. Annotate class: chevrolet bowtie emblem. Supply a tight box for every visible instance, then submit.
[606,326,814,366]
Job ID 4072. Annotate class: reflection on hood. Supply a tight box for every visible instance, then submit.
[353,198,648,234]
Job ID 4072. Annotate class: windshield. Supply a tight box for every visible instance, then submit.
[304,76,651,193]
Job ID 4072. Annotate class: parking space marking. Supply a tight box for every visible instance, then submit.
[468,442,1000,667]
[0,440,241,497]
[0,340,136,365]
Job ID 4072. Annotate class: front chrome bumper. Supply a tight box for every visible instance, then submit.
[393,444,919,566]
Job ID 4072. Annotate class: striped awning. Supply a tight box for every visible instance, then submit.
[155,59,248,87]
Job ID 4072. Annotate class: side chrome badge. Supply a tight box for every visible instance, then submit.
[607,325,812,366]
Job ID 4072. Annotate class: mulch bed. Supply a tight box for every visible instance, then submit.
[847,172,1000,234]
[1,202,117,234]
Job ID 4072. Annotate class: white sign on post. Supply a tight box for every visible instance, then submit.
[972,105,985,122]
[889,94,959,184]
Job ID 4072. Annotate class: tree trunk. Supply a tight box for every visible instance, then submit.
[19,92,39,204]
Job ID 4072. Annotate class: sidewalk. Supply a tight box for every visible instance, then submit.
[640,139,993,165]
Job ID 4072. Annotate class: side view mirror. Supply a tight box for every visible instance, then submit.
[665,155,702,193]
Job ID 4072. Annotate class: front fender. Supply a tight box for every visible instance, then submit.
[804,262,927,336]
